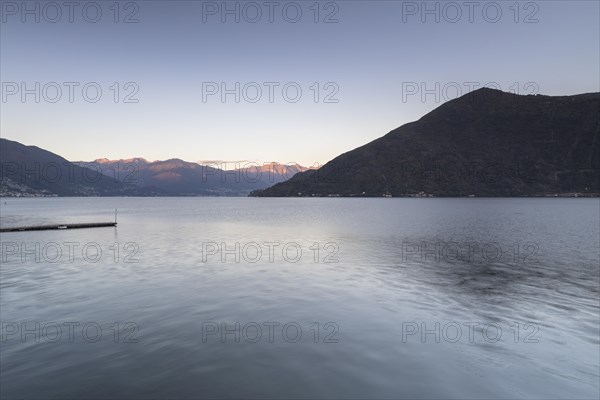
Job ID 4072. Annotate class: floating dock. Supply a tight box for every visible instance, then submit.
[0,222,117,233]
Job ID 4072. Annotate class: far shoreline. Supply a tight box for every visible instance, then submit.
[1,194,598,199]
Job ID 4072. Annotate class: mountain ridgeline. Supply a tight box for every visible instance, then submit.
[73,159,309,196]
[0,139,161,197]
[251,88,600,197]
[0,138,308,197]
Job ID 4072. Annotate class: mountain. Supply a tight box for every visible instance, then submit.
[239,162,310,183]
[73,159,311,196]
[0,139,310,197]
[251,88,600,197]
[0,139,165,197]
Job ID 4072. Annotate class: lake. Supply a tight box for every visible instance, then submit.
[1,197,599,399]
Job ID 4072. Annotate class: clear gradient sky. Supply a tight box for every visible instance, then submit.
[1,0,599,166]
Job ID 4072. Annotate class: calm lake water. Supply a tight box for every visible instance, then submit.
[1,197,599,399]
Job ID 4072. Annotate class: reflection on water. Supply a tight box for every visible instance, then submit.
[1,198,599,399]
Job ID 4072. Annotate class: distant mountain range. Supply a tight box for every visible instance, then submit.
[252,88,600,197]
[0,139,309,197]
[73,158,309,196]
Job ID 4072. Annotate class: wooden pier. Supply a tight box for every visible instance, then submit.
[0,222,117,233]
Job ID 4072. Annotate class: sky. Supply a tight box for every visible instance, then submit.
[1,0,599,167]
